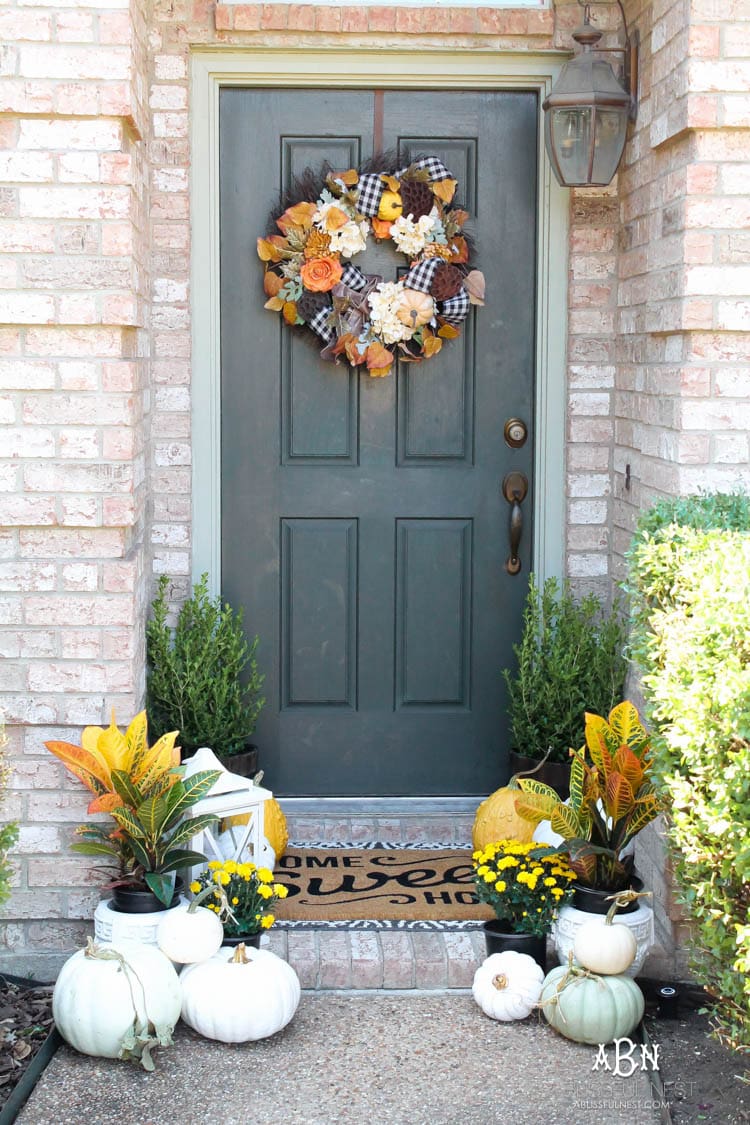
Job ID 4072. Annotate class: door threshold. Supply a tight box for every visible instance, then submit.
[276,796,480,817]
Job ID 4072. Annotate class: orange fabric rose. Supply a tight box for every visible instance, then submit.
[300,256,343,293]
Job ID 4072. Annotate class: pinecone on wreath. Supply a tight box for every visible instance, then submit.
[297,290,331,322]
[430,263,464,301]
[399,179,434,221]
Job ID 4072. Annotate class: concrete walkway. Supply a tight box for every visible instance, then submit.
[19,993,660,1125]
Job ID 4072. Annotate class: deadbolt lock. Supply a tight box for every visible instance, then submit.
[504,418,528,448]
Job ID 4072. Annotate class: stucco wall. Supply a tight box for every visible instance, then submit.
[0,0,747,969]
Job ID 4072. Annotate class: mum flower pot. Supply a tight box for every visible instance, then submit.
[482,920,548,974]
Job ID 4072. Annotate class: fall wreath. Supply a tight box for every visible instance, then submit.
[257,156,485,378]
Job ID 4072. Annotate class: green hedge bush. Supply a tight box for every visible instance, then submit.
[627,492,750,1053]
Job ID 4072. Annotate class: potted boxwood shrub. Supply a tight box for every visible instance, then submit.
[502,575,628,797]
[146,574,265,777]
[514,701,662,974]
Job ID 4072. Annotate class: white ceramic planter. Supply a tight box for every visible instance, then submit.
[94,897,189,947]
[553,900,655,977]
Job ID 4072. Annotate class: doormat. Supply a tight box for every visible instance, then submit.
[273,847,494,927]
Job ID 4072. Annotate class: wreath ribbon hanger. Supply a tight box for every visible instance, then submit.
[258,156,485,378]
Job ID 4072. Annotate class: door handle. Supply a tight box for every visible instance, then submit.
[502,472,528,575]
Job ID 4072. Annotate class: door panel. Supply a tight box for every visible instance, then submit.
[219,87,538,796]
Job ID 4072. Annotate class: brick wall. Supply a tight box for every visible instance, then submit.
[0,0,153,962]
[613,0,750,572]
[0,0,747,971]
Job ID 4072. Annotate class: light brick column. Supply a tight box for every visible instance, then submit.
[0,0,152,965]
[613,0,750,567]
[616,0,750,974]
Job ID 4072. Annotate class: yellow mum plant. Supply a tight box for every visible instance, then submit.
[193,859,288,938]
[473,840,576,937]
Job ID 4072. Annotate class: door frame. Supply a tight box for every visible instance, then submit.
[190,47,570,812]
[191,46,569,593]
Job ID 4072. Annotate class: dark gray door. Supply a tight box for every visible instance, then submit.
[220,88,537,796]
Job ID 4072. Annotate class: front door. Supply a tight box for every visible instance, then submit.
[219,88,537,796]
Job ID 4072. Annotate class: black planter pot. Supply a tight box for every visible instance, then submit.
[218,744,258,778]
[482,920,548,974]
[571,876,644,915]
[220,932,262,950]
[509,752,571,800]
[110,877,184,914]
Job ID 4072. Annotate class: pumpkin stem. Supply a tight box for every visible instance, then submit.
[230,942,250,964]
[189,885,219,913]
[508,747,552,787]
[492,973,508,991]
[189,881,239,927]
[603,889,652,925]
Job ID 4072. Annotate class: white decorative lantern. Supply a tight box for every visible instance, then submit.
[182,748,275,885]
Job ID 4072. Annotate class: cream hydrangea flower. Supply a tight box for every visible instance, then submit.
[328,218,369,258]
[367,281,413,345]
[390,211,438,256]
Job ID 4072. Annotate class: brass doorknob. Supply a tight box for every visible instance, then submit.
[502,472,529,575]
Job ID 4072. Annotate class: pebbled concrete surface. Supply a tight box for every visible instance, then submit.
[20,992,660,1125]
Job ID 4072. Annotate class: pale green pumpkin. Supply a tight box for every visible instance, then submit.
[540,964,644,1044]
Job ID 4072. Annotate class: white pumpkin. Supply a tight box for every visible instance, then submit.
[472,950,544,1021]
[573,897,638,976]
[157,901,224,965]
[53,938,182,1069]
[180,943,300,1043]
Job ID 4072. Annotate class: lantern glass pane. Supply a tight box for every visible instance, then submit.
[592,108,629,184]
[551,107,592,186]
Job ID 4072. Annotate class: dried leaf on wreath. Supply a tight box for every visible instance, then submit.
[330,168,359,187]
[276,201,316,235]
[330,333,364,367]
[422,332,443,358]
[345,337,367,366]
[319,205,349,232]
[282,301,299,326]
[380,175,401,193]
[463,270,486,306]
[264,295,285,312]
[432,178,457,205]
[450,236,469,264]
[263,272,284,297]
[371,218,393,240]
[449,209,469,228]
[365,341,394,374]
[437,323,461,339]
[257,237,283,263]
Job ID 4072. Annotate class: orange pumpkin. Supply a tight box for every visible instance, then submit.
[472,781,536,851]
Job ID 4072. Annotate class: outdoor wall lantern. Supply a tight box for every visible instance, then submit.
[543,1,638,187]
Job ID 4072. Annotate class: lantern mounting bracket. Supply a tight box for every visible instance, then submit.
[574,0,638,120]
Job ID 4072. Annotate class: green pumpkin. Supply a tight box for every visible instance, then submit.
[540,965,644,1045]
